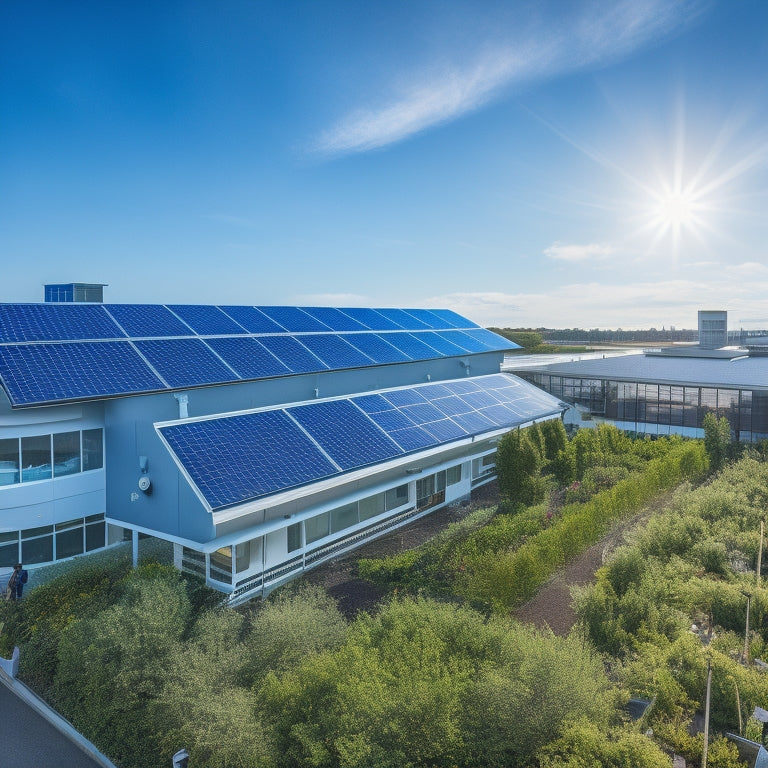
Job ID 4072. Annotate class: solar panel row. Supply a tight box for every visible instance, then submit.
[0,303,482,342]
[159,373,563,510]
[0,329,513,406]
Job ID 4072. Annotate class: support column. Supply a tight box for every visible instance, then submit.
[132,530,139,568]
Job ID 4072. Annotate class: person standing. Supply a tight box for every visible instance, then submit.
[5,563,27,601]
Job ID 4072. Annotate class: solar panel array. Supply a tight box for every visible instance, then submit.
[158,373,562,511]
[0,303,517,407]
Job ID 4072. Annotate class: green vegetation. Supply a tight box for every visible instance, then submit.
[5,424,767,767]
[489,327,589,354]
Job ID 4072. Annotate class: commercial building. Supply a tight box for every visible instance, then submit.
[0,295,563,602]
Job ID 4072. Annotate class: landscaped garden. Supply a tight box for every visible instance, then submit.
[3,418,767,767]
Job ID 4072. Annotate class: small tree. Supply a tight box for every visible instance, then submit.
[703,412,732,471]
[496,428,545,507]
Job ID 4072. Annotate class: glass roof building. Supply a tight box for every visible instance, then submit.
[0,301,563,602]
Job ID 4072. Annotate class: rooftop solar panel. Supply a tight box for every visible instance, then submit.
[167,305,247,336]
[298,334,375,370]
[158,373,563,510]
[301,307,369,332]
[340,307,404,330]
[387,426,439,452]
[0,304,124,343]
[376,308,431,330]
[427,309,477,329]
[411,331,468,356]
[428,395,474,417]
[104,304,194,337]
[256,306,331,333]
[135,339,238,388]
[436,330,493,353]
[0,342,164,406]
[288,400,402,471]
[399,402,447,425]
[205,337,291,379]
[381,332,441,360]
[256,335,329,374]
[421,419,468,442]
[400,308,456,330]
[342,333,412,364]
[219,306,286,334]
[160,410,338,509]
[463,328,517,351]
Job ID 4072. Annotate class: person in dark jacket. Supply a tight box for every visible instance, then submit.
[6,563,27,601]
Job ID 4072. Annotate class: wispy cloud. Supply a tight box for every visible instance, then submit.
[313,0,707,156]
[544,242,614,262]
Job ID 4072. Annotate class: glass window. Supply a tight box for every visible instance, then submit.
[0,437,20,486]
[385,484,409,511]
[435,471,447,493]
[330,502,359,534]
[22,525,53,538]
[210,547,233,584]
[22,535,53,564]
[53,431,81,477]
[182,547,206,577]
[235,541,251,573]
[305,511,330,544]
[0,542,18,568]
[82,429,104,471]
[21,435,52,482]
[85,521,106,552]
[56,527,84,559]
[359,493,385,521]
[55,518,83,531]
[287,523,302,552]
[447,465,462,486]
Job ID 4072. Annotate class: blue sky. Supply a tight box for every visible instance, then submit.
[2,0,767,329]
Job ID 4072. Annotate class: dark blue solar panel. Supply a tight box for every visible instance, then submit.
[257,336,328,374]
[256,306,331,333]
[288,400,401,471]
[219,306,286,334]
[401,309,456,330]
[430,309,476,328]
[479,404,522,426]
[388,426,439,452]
[0,304,124,343]
[342,333,412,364]
[381,332,441,360]
[352,393,393,414]
[451,411,498,433]
[399,402,447,425]
[135,339,237,388]
[422,419,468,442]
[383,388,429,407]
[301,307,369,331]
[299,334,374,369]
[429,395,474,417]
[367,408,416,431]
[436,330,492,353]
[376,308,431,330]
[464,328,518,350]
[205,337,291,379]
[419,383,454,399]
[340,308,404,330]
[167,305,246,335]
[443,380,481,395]
[459,390,505,409]
[0,342,164,405]
[412,332,468,356]
[160,411,338,509]
[105,304,194,337]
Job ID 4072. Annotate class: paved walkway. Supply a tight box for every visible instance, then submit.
[0,674,114,768]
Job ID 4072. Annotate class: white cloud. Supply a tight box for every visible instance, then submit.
[424,273,768,329]
[313,0,706,156]
[544,242,614,262]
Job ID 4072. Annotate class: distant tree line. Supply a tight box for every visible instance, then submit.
[492,326,700,344]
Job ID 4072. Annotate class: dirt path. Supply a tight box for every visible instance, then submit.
[307,485,673,629]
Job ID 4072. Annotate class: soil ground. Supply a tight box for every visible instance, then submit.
[306,482,667,628]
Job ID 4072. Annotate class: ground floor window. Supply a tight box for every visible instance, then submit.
[0,513,106,567]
